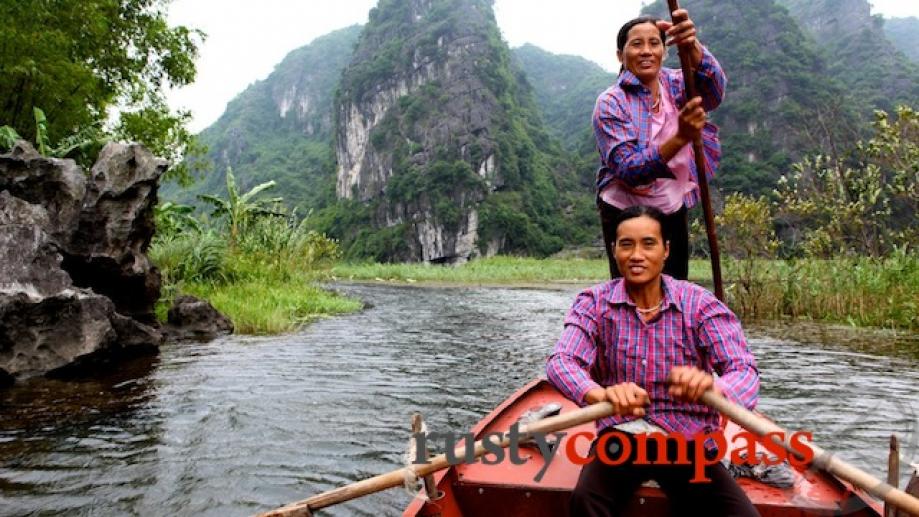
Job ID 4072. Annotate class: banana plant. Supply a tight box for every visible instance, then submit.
[154,201,202,238]
[34,107,51,155]
[197,167,282,244]
[1,108,106,167]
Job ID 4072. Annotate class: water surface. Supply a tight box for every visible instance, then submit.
[1,284,916,516]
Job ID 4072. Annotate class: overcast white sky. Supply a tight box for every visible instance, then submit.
[165,0,919,133]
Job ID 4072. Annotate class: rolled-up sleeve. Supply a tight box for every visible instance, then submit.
[546,290,603,406]
[692,45,726,112]
[593,92,671,190]
[695,296,759,411]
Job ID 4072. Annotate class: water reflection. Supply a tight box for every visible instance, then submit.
[0,283,916,516]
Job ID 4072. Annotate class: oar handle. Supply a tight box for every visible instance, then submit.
[256,401,616,516]
[700,391,919,516]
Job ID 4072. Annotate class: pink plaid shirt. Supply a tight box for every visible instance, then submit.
[546,275,759,438]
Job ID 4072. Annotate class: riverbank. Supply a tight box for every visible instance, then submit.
[179,270,363,335]
[150,225,364,335]
[328,255,918,331]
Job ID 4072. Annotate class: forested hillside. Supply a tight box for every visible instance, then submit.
[511,44,614,155]
[775,0,919,113]
[323,0,593,261]
[884,17,919,63]
[167,0,917,261]
[163,25,363,212]
[641,0,857,195]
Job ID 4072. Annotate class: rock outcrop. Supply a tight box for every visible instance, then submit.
[163,295,234,342]
[334,0,568,263]
[335,0,498,263]
[62,142,166,324]
[0,141,164,384]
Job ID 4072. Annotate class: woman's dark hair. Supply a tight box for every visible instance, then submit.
[613,205,670,242]
[616,15,666,52]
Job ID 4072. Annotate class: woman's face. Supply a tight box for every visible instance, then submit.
[617,22,665,85]
[614,215,669,287]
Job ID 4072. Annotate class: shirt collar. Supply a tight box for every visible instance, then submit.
[617,68,642,89]
[607,275,683,313]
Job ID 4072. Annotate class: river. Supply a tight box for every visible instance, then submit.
[1,283,917,516]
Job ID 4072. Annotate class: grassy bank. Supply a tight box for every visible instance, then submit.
[329,255,917,330]
[151,216,363,335]
[179,270,362,335]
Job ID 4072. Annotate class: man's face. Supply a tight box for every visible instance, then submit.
[617,22,665,85]
[614,215,669,286]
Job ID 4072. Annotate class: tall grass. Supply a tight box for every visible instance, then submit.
[150,214,361,334]
[725,252,918,330]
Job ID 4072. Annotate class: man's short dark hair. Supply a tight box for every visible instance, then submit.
[614,205,669,242]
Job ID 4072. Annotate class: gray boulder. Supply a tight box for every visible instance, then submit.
[0,141,163,384]
[164,295,234,342]
[0,141,86,243]
[62,142,167,324]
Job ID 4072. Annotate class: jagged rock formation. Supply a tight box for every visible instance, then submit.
[62,143,166,323]
[334,0,499,262]
[0,141,165,384]
[333,0,575,262]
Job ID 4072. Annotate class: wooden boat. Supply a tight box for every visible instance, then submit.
[404,378,885,517]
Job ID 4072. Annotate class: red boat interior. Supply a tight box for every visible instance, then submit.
[404,379,883,517]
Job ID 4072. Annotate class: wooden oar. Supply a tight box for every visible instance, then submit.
[700,390,919,516]
[256,401,616,517]
[666,0,725,302]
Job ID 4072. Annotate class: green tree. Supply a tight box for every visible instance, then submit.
[774,105,918,257]
[716,194,779,317]
[0,0,203,182]
[859,105,919,247]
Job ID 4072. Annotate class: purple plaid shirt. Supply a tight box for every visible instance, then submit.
[546,275,759,439]
[593,45,726,208]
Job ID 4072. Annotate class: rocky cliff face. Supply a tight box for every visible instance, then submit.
[0,142,165,385]
[334,0,503,262]
[333,0,572,262]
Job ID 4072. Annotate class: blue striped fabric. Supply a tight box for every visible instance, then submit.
[546,275,759,439]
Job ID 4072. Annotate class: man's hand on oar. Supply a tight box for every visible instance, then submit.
[668,365,722,402]
[584,382,649,417]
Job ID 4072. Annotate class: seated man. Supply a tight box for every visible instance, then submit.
[546,205,760,517]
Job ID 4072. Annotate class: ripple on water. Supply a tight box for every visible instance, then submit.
[0,283,916,516]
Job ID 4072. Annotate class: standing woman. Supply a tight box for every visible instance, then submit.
[593,9,725,279]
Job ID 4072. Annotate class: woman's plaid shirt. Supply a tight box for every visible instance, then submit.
[546,276,759,439]
[593,46,726,208]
